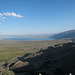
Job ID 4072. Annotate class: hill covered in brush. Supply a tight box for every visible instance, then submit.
[5,42,75,75]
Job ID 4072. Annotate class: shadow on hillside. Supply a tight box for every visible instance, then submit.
[10,42,75,75]
[18,53,31,61]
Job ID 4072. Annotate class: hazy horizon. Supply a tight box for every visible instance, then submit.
[0,0,75,35]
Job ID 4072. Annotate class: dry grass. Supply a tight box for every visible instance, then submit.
[0,39,70,62]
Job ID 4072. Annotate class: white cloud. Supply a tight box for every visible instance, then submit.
[2,17,6,19]
[3,12,23,18]
[1,17,7,21]
[0,13,2,17]
[0,22,1,24]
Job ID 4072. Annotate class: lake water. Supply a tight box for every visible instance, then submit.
[3,38,54,41]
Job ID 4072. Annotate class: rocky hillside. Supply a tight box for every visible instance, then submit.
[5,42,75,75]
[50,29,75,39]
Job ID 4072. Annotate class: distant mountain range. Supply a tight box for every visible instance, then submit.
[50,29,75,39]
[1,29,75,40]
[0,34,53,39]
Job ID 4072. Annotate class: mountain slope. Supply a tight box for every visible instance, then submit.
[50,29,75,39]
[8,42,75,75]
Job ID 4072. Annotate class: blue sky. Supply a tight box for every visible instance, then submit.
[0,0,75,35]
